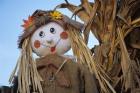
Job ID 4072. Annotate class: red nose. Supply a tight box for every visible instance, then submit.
[51,46,56,52]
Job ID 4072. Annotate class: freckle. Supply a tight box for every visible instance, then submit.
[60,31,68,39]
[34,40,41,49]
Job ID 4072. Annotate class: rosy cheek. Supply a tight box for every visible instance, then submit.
[34,40,41,49]
[60,31,68,40]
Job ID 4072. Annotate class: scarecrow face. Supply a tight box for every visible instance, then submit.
[31,22,71,57]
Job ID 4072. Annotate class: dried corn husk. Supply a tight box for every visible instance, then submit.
[55,0,140,93]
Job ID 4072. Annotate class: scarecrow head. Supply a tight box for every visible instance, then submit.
[19,10,83,57]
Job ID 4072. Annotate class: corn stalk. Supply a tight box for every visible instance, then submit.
[55,0,140,92]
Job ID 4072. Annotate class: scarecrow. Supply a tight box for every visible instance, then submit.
[0,10,98,93]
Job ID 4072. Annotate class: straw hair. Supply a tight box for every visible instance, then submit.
[9,37,43,93]
[67,25,116,93]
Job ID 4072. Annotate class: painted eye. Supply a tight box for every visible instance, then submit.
[50,28,56,34]
[39,31,45,38]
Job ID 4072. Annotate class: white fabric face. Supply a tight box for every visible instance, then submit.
[31,22,71,57]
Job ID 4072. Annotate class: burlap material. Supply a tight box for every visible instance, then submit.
[36,54,98,93]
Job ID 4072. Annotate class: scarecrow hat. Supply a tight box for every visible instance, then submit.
[18,9,83,48]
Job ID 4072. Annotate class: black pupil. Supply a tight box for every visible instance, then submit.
[39,31,44,37]
[50,28,55,33]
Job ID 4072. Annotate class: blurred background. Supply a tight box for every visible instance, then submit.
[0,0,98,85]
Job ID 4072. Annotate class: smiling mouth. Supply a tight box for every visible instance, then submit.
[41,38,61,52]
[41,43,51,48]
